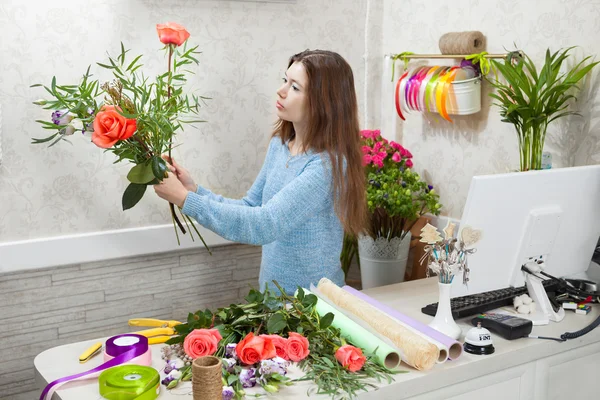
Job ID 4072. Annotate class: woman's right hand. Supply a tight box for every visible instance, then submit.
[162,155,197,192]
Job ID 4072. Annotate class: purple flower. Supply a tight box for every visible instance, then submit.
[428,185,434,190]
[239,368,256,388]
[258,359,287,377]
[161,376,174,386]
[222,358,236,373]
[225,343,237,359]
[164,364,174,374]
[51,110,73,126]
[222,386,235,400]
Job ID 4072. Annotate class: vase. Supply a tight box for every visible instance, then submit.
[357,232,411,290]
[429,282,462,340]
[516,123,547,171]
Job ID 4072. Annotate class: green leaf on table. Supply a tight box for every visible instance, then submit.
[319,312,334,330]
[227,374,238,385]
[122,183,146,210]
[267,312,287,333]
[127,162,155,184]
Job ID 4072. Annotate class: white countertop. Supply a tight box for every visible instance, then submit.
[34,277,600,399]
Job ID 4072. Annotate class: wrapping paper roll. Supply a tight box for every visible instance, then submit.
[304,289,401,369]
[317,278,439,371]
[439,31,485,55]
[343,286,463,361]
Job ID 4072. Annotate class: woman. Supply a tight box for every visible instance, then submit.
[155,49,366,295]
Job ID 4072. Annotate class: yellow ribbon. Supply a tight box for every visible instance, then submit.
[465,51,491,75]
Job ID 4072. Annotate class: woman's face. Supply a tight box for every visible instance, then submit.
[276,61,308,124]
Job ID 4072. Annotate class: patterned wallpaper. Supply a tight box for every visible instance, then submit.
[1,0,599,244]
[375,0,600,218]
[0,0,367,243]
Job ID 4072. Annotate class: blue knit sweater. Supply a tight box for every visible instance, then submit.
[181,137,345,295]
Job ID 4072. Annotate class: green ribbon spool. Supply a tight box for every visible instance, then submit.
[99,365,160,400]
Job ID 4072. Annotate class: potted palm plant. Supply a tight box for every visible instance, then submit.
[341,130,442,289]
[489,48,598,171]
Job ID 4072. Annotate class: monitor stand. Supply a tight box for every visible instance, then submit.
[520,262,565,326]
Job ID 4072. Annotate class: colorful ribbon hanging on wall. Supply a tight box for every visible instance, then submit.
[394,65,479,122]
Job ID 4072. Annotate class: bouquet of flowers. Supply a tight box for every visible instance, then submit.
[31,22,209,249]
[160,282,399,399]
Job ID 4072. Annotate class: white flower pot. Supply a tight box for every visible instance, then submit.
[357,233,411,290]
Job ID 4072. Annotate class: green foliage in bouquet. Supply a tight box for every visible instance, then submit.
[31,23,210,249]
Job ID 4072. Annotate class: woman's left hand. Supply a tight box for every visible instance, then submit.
[154,170,189,208]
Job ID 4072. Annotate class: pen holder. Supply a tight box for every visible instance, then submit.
[429,281,462,340]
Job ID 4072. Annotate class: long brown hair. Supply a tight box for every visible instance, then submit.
[272,49,367,236]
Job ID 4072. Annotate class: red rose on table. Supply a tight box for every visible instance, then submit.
[236,332,277,365]
[260,334,289,360]
[335,345,366,372]
[183,328,222,359]
[285,332,310,362]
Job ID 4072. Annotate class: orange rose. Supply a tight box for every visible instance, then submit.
[285,332,309,362]
[335,345,366,372]
[156,22,190,46]
[236,332,276,365]
[183,329,222,359]
[91,105,136,149]
[260,334,289,360]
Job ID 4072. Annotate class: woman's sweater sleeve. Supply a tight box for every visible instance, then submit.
[181,157,331,246]
[193,141,274,206]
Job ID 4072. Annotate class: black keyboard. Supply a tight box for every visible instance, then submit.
[421,279,560,319]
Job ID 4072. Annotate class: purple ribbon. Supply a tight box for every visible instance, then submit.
[40,334,149,400]
[342,286,463,360]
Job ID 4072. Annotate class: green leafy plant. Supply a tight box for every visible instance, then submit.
[339,130,441,277]
[489,48,599,171]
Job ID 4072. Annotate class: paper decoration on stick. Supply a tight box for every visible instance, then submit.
[460,226,482,246]
[443,221,456,239]
[420,223,443,244]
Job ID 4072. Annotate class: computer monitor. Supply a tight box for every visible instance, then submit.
[450,165,600,322]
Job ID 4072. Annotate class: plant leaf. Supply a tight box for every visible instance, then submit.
[122,183,146,210]
[127,162,155,184]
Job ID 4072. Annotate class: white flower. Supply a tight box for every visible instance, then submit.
[169,359,185,369]
[168,369,182,379]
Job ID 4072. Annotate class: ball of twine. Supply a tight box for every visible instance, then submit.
[439,31,486,54]
[192,356,222,400]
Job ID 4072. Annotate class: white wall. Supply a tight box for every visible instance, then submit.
[0,0,368,270]
[375,0,600,218]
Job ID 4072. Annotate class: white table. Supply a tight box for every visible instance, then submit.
[35,277,600,400]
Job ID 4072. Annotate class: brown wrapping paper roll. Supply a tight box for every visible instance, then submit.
[317,278,439,371]
[439,31,486,54]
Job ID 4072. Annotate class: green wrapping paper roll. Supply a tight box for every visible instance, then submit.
[99,365,160,400]
[304,289,401,369]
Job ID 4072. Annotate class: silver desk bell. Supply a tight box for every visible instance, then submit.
[463,322,495,355]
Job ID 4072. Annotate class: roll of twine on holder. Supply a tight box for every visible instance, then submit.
[192,356,222,400]
[439,31,486,55]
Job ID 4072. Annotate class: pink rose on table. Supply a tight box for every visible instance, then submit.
[91,105,136,149]
[156,22,190,46]
[260,334,289,360]
[183,328,222,359]
[335,345,366,372]
[285,332,309,362]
